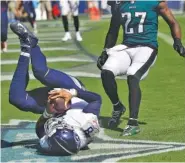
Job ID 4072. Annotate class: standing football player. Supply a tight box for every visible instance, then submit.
[36,88,100,155]
[9,22,101,115]
[22,1,38,34]
[97,0,185,136]
[60,0,83,42]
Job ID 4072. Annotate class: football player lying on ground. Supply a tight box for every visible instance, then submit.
[97,1,185,136]
[36,88,100,155]
[9,22,101,116]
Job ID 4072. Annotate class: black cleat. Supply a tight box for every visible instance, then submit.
[10,22,38,49]
[108,107,126,129]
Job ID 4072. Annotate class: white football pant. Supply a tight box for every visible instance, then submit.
[102,44,157,80]
[60,0,79,16]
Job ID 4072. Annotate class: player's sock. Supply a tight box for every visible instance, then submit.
[73,16,79,32]
[127,75,141,122]
[62,16,69,32]
[101,70,122,108]
[127,118,138,126]
[113,101,124,111]
[27,16,34,28]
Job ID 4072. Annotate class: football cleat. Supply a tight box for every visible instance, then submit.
[122,125,140,136]
[108,107,126,129]
[62,32,72,42]
[10,22,38,49]
[76,31,83,42]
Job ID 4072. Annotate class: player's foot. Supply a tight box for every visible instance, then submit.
[108,106,126,129]
[62,32,72,42]
[122,125,140,136]
[1,42,8,53]
[76,31,83,42]
[10,22,38,50]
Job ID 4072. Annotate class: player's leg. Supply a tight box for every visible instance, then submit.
[61,0,71,41]
[71,0,82,41]
[30,46,84,90]
[101,45,131,128]
[45,1,52,20]
[9,51,45,114]
[9,22,45,114]
[123,46,157,136]
[1,4,8,53]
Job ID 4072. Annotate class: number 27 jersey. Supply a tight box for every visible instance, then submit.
[120,1,161,49]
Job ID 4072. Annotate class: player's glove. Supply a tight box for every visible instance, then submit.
[97,50,108,70]
[173,38,185,57]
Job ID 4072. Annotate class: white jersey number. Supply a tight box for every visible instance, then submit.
[122,12,146,34]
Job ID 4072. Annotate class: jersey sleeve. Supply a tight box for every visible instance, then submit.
[77,90,102,117]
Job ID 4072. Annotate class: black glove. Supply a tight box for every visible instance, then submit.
[97,50,108,70]
[173,38,185,57]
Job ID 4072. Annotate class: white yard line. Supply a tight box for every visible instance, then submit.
[7,40,63,45]
[1,71,127,81]
[1,56,94,65]
[158,32,173,45]
[4,46,78,53]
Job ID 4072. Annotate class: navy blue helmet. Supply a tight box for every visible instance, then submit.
[46,128,81,155]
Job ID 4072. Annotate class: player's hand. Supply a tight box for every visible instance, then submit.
[48,88,75,108]
[97,50,108,70]
[173,38,185,57]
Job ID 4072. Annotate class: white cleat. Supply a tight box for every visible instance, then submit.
[76,31,83,42]
[62,32,72,42]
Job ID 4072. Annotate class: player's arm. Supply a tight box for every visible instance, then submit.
[48,88,102,117]
[77,89,102,117]
[97,2,122,69]
[36,102,55,138]
[157,1,185,57]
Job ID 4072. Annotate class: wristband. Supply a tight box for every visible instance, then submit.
[69,89,77,97]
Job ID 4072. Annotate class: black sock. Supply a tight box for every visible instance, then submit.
[127,75,141,120]
[73,16,79,32]
[127,119,138,126]
[101,70,120,106]
[113,101,124,111]
[62,16,69,32]
[27,16,34,28]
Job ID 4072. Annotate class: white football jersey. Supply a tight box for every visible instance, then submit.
[40,97,100,150]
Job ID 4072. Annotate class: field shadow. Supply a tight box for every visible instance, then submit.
[99,116,147,132]
[1,139,39,149]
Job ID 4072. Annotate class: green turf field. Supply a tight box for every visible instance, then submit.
[1,15,185,162]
